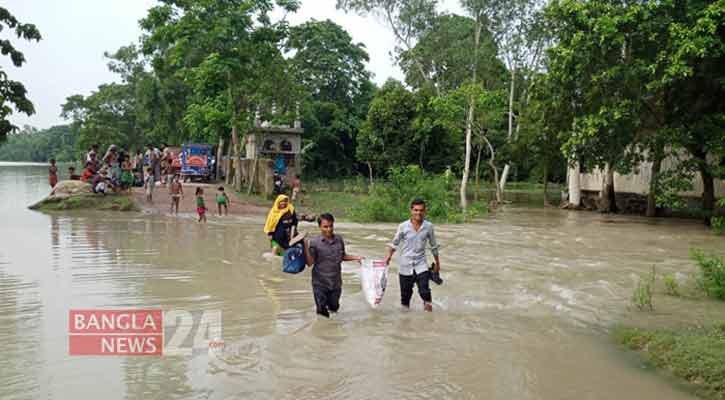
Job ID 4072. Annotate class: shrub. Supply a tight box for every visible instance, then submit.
[663,273,680,297]
[711,199,725,235]
[342,176,368,194]
[712,217,725,235]
[350,165,485,223]
[632,266,655,311]
[690,249,725,300]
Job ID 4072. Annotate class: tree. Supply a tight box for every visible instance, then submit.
[337,0,439,92]
[399,14,505,93]
[140,0,301,191]
[545,0,656,213]
[655,0,725,222]
[61,83,144,152]
[544,0,724,218]
[400,13,506,194]
[287,19,375,177]
[431,85,508,203]
[517,73,567,205]
[0,7,41,141]
[357,79,419,180]
[0,125,79,162]
[460,0,548,195]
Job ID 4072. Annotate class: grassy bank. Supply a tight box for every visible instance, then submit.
[30,193,138,212]
[614,325,725,400]
[233,188,370,220]
[234,170,493,223]
[621,250,725,399]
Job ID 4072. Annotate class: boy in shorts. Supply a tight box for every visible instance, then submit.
[169,175,183,214]
[216,186,230,216]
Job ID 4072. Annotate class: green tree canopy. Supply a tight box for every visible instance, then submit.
[0,7,41,141]
[399,14,505,93]
[0,125,79,162]
[287,19,375,177]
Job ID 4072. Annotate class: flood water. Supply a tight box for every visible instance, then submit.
[1,162,724,400]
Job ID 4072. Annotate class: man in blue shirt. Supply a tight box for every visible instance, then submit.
[383,198,441,312]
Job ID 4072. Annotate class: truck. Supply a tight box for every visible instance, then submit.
[179,143,215,182]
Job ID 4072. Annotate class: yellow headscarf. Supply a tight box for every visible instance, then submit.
[263,194,295,234]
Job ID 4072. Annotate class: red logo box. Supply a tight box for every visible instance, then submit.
[69,309,163,356]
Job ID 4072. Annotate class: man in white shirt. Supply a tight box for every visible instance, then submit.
[383,198,441,312]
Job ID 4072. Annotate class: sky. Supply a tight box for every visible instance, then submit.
[2,0,464,130]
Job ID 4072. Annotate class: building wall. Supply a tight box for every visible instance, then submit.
[239,158,274,195]
[576,154,725,197]
[245,132,302,157]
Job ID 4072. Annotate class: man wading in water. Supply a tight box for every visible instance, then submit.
[383,198,441,312]
[304,213,363,318]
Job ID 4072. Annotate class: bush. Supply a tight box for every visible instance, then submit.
[342,175,368,194]
[712,216,725,235]
[663,273,680,297]
[350,165,485,223]
[632,266,655,311]
[690,249,725,300]
[711,199,725,235]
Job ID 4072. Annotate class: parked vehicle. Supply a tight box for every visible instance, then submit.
[180,143,215,182]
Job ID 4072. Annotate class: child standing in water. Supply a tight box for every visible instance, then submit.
[48,159,58,188]
[169,175,183,215]
[216,186,230,216]
[120,155,134,192]
[144,166,154,203]
[195,187,207,223]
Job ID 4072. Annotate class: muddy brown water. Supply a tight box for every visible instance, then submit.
[1,162,724,400]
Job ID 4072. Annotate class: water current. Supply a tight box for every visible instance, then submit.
[1,162,723,399]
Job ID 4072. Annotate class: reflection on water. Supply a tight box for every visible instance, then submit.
[1,162,723,399]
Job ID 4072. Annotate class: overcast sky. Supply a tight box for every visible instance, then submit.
[2,0,464,130]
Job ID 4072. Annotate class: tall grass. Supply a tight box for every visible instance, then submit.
[690,249,725,300]
[349,166,485,223]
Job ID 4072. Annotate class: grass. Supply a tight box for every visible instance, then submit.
[691,249,725,300]
[632,265,656,311]
[232,189,365,220]
[32,193,138,212]
[231,175,493,222]
[614,324,725,400]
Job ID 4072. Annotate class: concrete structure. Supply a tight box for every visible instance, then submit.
[241,115,304,195]
[566,152,724,213]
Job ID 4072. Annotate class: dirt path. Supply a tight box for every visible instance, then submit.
[131,183,269,216]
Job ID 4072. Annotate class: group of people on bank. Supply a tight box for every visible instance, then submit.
[264,194,442,316]
[47,143,179,194]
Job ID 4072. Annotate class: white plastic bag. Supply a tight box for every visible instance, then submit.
[360,259,389,308]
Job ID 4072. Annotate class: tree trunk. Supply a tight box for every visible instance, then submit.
[247,157,258,195]
[231,124,242,192]
[646,147,663,218]
[599,165,618,213]
[482,134,501,204]
[498,68,517,196]
[419,141,425,169]
[461,99,474,210]
[460,18,482,211]
[543,162,550,206]
[216,137,224,181]
[225,139,233,185]
[474,145,482,202]
[568,161,581,208]
[367,162,373,189]
[701,167,715,226]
